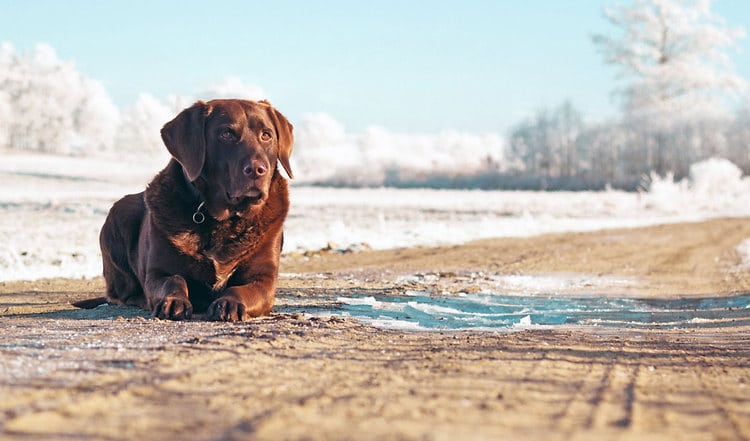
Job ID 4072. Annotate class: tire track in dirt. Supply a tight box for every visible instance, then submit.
[552,355,617,436]
[550,342,634,435]
[547,356,597,436]
[589,360,639,430]
[2,219,750,441]
[695,359,750,441]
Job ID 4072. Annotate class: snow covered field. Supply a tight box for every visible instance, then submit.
[1,152,750,282]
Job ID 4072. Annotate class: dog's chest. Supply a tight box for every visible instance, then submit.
[169,222,259,291]
[208,258,236,291]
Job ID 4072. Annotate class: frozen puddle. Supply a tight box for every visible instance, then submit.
[284,292,750,331]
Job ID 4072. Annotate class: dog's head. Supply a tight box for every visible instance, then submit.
[161,99,293,221]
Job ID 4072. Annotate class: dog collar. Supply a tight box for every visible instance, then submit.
[180,165,207,225]
[192,201,206,224]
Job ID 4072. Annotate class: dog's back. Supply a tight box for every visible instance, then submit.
[100,192,148,308]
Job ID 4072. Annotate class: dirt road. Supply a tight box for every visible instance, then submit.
[1,218,749,440]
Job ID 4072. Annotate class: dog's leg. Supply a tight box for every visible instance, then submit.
[145,274,194,320]
[206,276,275,322]
[101,246,145,308]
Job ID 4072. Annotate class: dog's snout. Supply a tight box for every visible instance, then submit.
[243,160,267,177]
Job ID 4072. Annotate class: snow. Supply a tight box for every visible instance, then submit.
[515,315,533,327]
[0,152,161,281]
[489,274,635,295]
[319,291,750,331]
[737,239,750,269]
[1,152,749,282]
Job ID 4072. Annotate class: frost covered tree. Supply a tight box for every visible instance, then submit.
[293,112,505,187]
[727,99,750,173]
[0,42,119,154]
[113,78,266,157]
[593,0,746,174]
[293,112,350,183]
[508,101,585,180]
[593,0,746,124]
[114,93,175,157]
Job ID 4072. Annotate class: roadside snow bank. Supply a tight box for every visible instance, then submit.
[1,154,749,282]
[645,158,750,214]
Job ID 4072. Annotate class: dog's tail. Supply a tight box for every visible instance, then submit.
[71,296,109,309]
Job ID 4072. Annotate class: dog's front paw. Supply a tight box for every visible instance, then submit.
[153,295,193,320]
[207,297,247,322]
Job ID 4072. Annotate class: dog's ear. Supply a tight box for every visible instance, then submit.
[262,101,294,179]
[161,101,211,181]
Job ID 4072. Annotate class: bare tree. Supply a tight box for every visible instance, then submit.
[508,101,584,180]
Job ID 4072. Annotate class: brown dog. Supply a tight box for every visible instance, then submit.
[77,99,293,321]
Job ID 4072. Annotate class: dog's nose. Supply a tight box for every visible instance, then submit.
[243,161,267,177]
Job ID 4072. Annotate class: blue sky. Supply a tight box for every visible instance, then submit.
[1,0,748,133]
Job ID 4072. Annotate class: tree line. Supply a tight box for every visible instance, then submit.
[501,101,750,191]
[1,0,748,191]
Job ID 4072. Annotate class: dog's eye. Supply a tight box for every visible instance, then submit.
[218,129,237,144]
[260,130,273,142]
